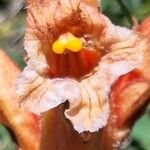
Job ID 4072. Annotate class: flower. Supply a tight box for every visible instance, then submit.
[16,0,147,134]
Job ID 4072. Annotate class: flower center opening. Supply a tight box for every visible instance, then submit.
[45,32,101,79]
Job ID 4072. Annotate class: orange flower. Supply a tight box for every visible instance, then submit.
[16,0,148,135]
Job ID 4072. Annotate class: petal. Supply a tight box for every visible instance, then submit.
[16,66,81,115]
[89,35,143,88]
[65,81,110,133]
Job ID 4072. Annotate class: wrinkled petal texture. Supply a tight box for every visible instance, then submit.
[16,0,147,133]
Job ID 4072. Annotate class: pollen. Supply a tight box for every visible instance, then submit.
[52,32,82,54]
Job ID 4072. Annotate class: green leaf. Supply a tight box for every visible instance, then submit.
[131,106,150,150]
[0,124,16,150]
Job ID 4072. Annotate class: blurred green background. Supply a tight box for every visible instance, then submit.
[0,0,150,149]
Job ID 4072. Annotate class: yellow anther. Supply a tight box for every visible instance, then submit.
[66,35,82,52]
[52,40,65,54]
[52,32,82,54]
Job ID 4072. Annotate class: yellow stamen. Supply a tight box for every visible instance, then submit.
[66,34,82,52]
[52,32,82,54]
[52,40,65,54]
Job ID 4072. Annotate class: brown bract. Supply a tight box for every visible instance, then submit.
[0,49,40,150]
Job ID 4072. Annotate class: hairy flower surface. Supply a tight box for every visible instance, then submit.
[16,0,147,133]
